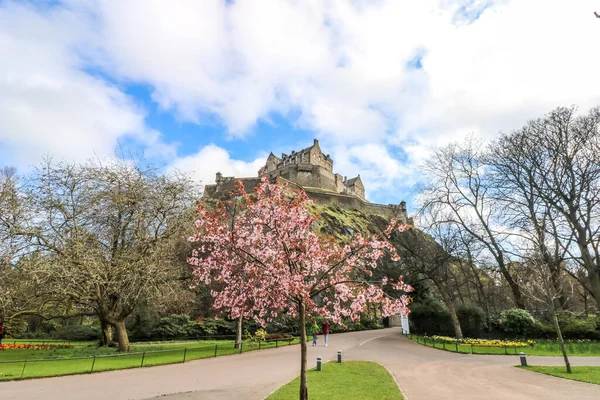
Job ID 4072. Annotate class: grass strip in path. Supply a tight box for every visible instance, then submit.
[520,366,600,385]
[266,361,403,400]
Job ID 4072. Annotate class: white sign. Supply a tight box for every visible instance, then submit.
[401,315,410,334]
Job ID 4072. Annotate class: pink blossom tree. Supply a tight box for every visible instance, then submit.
[188,178,412,400]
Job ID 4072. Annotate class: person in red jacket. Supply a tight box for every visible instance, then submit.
[323,320,330,347]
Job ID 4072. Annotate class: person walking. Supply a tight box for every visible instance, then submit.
[310,321,320,346]
[0,321,5,345]
[323,320,330,347]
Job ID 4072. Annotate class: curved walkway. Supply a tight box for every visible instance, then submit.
[1,329,599,400]
[350,333,600,400]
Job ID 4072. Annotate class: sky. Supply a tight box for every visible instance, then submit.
[1,0,599,207]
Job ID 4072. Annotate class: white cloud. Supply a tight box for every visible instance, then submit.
[2,0,600,202]
[0,1,173,170]
[89,0,600,168]
[411,0,600,142]
[331,142,409,203]
[170,144,266,185]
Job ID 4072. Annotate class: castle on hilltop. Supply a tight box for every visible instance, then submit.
[262,139,365,200]
[203,139,410,223]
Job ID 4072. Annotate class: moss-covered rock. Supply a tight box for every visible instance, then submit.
[308,203,391,243]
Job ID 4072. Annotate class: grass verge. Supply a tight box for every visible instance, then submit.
[520,366,600,385]
[0,338,300,381]
[266,361,403,400]
[406,335,600,356]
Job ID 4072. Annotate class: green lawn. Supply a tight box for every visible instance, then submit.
[407,335,600,356]
[266,361,403,400]
[0,338,300,381]
[520,366,600,385]
[0,340,234,361]
[525,340,600,356]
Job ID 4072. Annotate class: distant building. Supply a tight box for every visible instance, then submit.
[261,139,365,200]
[203,139,411,223]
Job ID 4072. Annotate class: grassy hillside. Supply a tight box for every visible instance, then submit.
[309,203,390,242]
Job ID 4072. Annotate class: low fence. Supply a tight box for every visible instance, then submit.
[2,339,94,347]
[404,333,524,355]
[0,337,299,381]
[5,331,304,347]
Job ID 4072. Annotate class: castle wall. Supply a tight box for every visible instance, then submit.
[204,176,410,224]
[334,174,346,193]
[275,164,337,192]
[347,181,365,200]
[265,156,279,173]
[315,167,336,191]
[303,189,409,223]
[309,146,333,172]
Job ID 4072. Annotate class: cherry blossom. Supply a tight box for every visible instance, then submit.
[188,177,412,400]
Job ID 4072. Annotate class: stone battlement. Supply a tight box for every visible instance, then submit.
[262,139,365,200]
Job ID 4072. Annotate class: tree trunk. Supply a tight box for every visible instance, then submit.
[466,257,491,331]
[446,301,464,339]
[299,301,308,400]
[551,310,571,374]
[549,262,567,309]
[114,320,130,353]
[589,268,600,311]
[572,224,600,310]
[234,315,243,349]
[100,320,113,347]
[434,282,464,339]
[501,264,526,309]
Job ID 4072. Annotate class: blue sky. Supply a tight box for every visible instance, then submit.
[1,0,599,208]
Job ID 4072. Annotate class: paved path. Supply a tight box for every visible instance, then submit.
[1,329,600,400]
[349,333,600,400]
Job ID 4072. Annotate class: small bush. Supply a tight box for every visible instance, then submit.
[194,318,236,336]
[265,333,293,340]
[457,304,486,338]
[151,315,236,339]
[409,300,453,336]
[500,309,537,337]
[360,319,383,330]
[151,314,191,339]
[532,321,556,339]
[55,325,101,341]
[265,314,298,334]
[15,331,52,339]
[560,316,597,339]
[249,328,268,342]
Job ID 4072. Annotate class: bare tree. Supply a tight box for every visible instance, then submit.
[493,107,600,310]
[6,158,199,351]
[487,135,571,308]
[0,167,35,323]
[521,254,573,373]
[454,230,494,322]
[418,139,526,308]
[394,223,464,339]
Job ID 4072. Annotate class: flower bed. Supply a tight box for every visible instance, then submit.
[425,335,535,348]
[0,343,74,351]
